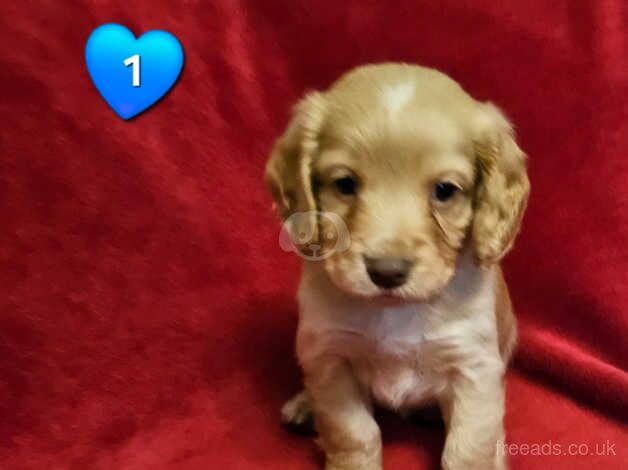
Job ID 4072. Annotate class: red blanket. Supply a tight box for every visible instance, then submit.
[1,1,626,468]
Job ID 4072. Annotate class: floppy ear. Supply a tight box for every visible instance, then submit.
[472,103,530,267]
[265,92,327,245]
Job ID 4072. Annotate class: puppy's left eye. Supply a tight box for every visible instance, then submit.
[433,182,459,202]
[334,176,358,196]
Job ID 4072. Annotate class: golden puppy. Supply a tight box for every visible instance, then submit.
[266,63,529,470]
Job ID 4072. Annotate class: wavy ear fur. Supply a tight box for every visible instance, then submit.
[265,92,327,245]
[472,103,530,267]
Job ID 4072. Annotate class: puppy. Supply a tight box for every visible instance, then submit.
[266,63,529,470]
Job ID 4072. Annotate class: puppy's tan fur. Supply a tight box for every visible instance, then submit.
[266,64,529,470]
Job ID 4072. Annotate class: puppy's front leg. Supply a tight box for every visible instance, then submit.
[304,359,382,470]
[439,369,507,470]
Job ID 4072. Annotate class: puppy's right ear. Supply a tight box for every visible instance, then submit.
[472,103,530,267]
[265,92,326,241]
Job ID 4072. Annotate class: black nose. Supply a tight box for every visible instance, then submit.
[365,256,413,289]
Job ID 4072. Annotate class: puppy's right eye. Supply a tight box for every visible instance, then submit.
[433,182,459,202]
[334,176,358,196]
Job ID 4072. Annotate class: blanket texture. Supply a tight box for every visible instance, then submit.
[0,1,626,468]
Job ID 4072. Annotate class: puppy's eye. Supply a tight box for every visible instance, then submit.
[433,182,459,202]
[334,176,358,196]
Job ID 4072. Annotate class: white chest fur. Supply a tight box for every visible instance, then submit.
[296,263,500,411]
[350,308,448,410]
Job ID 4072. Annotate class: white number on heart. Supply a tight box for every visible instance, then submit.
[123,54,141,87]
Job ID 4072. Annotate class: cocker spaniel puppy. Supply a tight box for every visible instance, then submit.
[266,63,529,470]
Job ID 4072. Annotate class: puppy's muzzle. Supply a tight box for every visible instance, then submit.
[364,256,413,289]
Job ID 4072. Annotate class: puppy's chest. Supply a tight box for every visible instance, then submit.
[351,329,447,411]
[305,305,449,410]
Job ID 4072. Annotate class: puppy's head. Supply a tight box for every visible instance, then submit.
[266,64,529,302]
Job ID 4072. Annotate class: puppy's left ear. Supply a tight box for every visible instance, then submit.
[472,103,530,267]
[265,92,327,245]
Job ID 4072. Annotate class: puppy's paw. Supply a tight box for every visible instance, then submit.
[326,462,381,470]
[281,391,316,436]
[441,451,507,470]
[325,451,383,470]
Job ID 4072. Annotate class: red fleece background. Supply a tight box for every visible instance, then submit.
[1,1,626,469]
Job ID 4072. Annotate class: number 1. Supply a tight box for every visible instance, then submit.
[123,54,140,87]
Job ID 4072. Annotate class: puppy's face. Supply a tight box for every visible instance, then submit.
[267,65,529,302]
[313,125,474,301]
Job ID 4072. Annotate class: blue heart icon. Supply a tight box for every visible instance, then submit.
[85,24,184,120]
